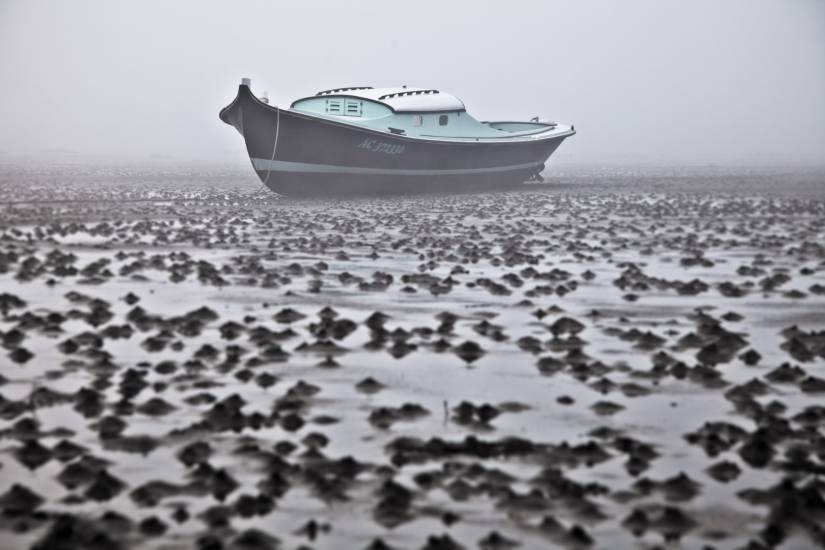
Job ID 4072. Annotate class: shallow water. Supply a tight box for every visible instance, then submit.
[1,161,824,549]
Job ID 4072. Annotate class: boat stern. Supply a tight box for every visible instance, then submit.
[218,78,256,135]
[219,79,282,183]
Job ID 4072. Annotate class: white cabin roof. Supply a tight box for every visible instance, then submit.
[314,86,465,113]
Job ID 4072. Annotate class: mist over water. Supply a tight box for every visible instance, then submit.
[1,0,824,166]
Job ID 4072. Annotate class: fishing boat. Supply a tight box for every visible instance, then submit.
[219,78,575,196]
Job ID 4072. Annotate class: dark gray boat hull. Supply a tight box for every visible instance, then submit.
[219,84,572,197]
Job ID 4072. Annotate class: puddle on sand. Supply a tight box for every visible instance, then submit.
[1,163,824,549]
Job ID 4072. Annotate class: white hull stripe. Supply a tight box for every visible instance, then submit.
[251,158,542,176]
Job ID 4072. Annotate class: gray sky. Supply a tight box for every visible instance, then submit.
[1,0,824,165]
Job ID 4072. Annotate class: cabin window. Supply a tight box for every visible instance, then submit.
[325,99,344,115]
[412,115,423,126]
[439,114,448,126]
[344,99,363,117]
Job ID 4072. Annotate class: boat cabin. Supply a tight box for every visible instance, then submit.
[290,86,555,140]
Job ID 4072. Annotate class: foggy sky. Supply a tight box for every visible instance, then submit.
[1,0,824,165]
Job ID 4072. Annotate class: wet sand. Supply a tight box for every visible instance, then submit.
[1,162,824,549]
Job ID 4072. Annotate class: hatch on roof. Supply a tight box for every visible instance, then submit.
[316,86,374,96]
[314,86,465,113]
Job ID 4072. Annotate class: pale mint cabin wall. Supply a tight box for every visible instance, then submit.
[291,96,505,137]
[292,97,392,119]
[412,111,503,138]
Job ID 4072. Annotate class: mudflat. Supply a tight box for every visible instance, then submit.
[1,162,824,549]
